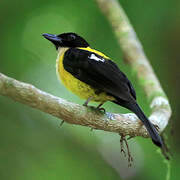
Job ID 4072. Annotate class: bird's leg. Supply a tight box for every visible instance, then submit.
[83,99,105,131]
[83,98,105,113]
[83,97,93,107]
[96,102,106,113]
[119,133,133,167]
[83,97,98,131]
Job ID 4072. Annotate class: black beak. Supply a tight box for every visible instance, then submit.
[42,33,61,42]
[42,33,62,48]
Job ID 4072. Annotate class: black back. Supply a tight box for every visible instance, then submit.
[63,48,136,102]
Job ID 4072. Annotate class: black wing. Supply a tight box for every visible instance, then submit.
[63,48,136,101]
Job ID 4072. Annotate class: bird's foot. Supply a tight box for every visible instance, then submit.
[96,102,106,113]
[96,107,106,113]
[119,133,133,167]
[83,100,106,113]
[84,105,104,113]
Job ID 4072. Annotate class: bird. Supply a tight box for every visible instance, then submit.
[42,32,163,148]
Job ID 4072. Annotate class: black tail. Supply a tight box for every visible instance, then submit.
[115,101,163,148]
[129,103,163,147]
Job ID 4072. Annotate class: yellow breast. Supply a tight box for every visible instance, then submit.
[56,47,114,102]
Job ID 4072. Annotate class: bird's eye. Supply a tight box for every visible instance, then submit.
[69,34,76,40]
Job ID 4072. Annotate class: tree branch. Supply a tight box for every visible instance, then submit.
[95,0,171,130]
[0,0,171,139]
[0,71,170,138]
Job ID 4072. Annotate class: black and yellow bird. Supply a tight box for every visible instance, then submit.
[43,32,163,148]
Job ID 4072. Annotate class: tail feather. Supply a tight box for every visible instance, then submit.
[114,100,163,148]
[130,103,163,147]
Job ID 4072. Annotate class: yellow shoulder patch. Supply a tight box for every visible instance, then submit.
[78,47,109,59]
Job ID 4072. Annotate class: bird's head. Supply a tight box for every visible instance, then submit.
[43,32,89,50]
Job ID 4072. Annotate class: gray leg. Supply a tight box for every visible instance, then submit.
[83,97,93,106]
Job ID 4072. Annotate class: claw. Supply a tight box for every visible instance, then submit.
[97,107,106,113]
[96,103,106,113]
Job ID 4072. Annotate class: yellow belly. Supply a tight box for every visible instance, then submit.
[56,47,115,102]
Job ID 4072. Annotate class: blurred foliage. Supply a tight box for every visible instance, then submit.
[0,0,179,179]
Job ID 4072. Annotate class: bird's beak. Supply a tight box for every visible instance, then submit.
[42,33,62,49]
[43,33,62,42]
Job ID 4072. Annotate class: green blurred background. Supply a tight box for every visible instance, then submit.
[0,0,179,179]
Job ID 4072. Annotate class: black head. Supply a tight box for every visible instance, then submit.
[42,32,89,49]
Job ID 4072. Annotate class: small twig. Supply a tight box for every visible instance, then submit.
[124,138,133,167]
[59,120,65,127]
[120,134,126,157]
[119,133,133,167]
[127,136,135,140]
